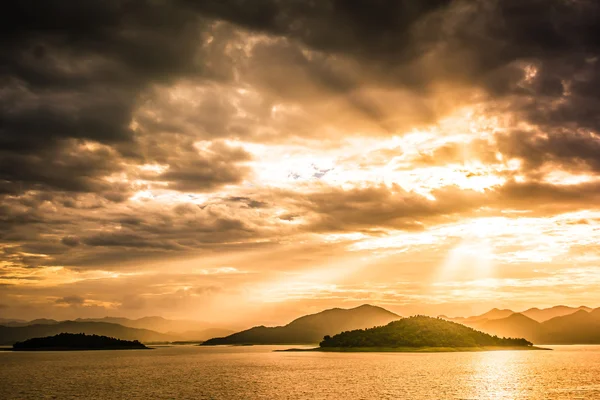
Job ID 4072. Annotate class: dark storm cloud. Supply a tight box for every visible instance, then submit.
[194,0,600,170]
[297,184,486,232]
[0,0,255,275]
[496,179,600,214]
[0,191,281,271]
[291,178,600,233]
[81,232,182,250]
[111,1,457,141]
[0,0,238,196]
[55,295,85,306]
[497,129,600,174]
[226,197,268,209]
[61,236,80,248]
[191,0,452,64]
[437,1,600,173]
[152,141,252,192]
[3,0,600,195]
[0,140,126,195]
[3,0,600,280]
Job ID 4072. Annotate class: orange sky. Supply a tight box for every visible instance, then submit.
[2,1,600,326]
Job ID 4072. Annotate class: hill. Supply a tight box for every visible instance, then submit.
[0,321,175,345]
[478,313,545,343]
[202,304,400,345]
[12,333,148,351]
[74,316,216,334]
[522,306,592,323]
[540,309,600,344]
[0,316,233,340]
[470,308,600,344]
[319,316,533,349]
[0,318,59,328]
[177,328,235,341]
[444,305,593,326]
[74,317,234,340]
[0,318,26,324]
[441,308,516,326]
[474,308,515,321]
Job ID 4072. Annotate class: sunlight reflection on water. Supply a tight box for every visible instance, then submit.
[1,345,599,399]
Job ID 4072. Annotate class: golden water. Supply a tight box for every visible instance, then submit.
[1,345,599,399]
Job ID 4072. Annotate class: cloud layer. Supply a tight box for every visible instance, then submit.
[2,0,600,323]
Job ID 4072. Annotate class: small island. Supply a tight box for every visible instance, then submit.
[281,316,549,352]
[12,333,149,351]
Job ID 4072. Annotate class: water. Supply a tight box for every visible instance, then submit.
[1,345,599,399]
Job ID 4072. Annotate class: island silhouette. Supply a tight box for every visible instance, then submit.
[281,315,545,352]
[11,333,149,351]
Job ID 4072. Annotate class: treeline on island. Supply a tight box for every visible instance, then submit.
[13,333,149,350]
[320,316,533,348]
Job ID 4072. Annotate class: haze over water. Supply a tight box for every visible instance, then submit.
[2,345,599,399]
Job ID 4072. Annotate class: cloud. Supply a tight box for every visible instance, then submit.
[150,141,252,192]
[497,129,600,174]
[3,0,600,321]
[60,237,80,248]
[297,184,485,232]
[0,0,239,197]
[55,295,85,306]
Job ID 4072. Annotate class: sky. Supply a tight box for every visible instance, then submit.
[2,0,600,326]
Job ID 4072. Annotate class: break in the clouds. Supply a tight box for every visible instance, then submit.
[2,0,600,323]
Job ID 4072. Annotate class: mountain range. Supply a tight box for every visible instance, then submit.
[441,305,592,325]
[441,306,600,344]
[202,304,400,345]
[0,321,175,345]
[0,317,234,345]
[2,304,599,346]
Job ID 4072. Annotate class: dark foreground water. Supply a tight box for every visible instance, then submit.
[1,345,599,399]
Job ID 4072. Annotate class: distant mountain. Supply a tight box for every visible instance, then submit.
[541,309,600,344]
[178,328,235,341]
[0,316,232,341]
[0,321,176,345]
[320,316,532,349]
[74,316,213,334]
[202,304,400,345]
[475,308,515,321]
[0,318,59,328]
[521,306,592,323]
[472,308,600,344]
[443,305,593,326]
[478,313,545,343]
[0,318,26,325]
[441,308,516,326]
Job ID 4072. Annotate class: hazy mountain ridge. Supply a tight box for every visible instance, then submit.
[202,304,400,345]
[0,318,60,328]
[0,316,234,341]
[3,304,599,346]
[472,308,600,344]
[73,316,222,334]
[441,305,593,325]
[0,321,177,345]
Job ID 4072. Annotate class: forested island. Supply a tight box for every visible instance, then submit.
[283,316,545,352]
[12,333,149,351]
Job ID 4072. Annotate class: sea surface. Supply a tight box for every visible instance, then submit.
[1,345,599,399]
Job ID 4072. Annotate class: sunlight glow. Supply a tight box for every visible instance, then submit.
[439,238,494,281]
